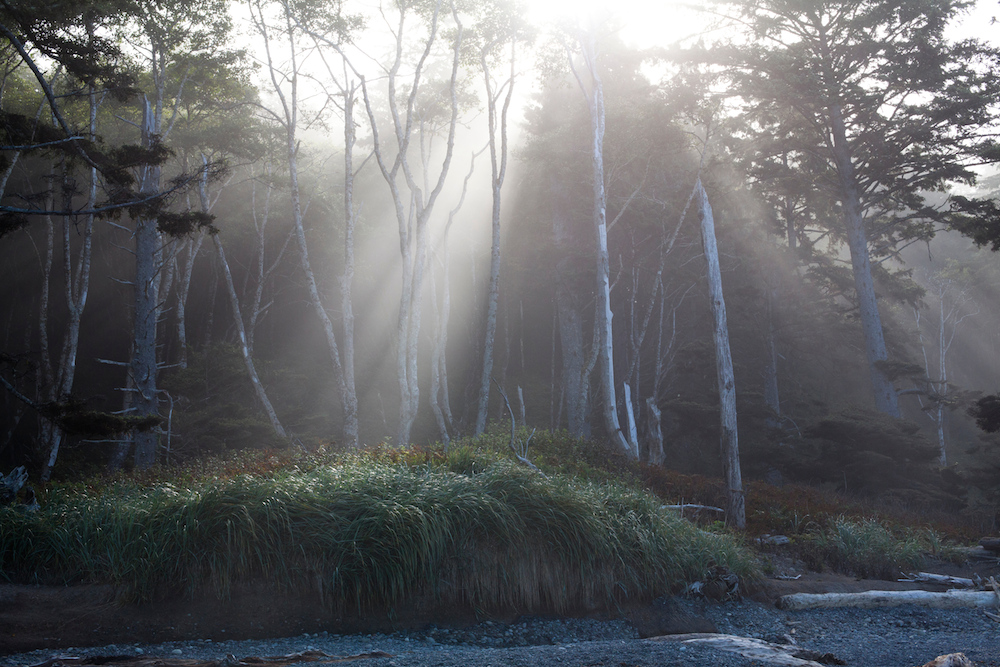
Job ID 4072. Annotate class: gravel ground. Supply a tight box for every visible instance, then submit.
[5,598,1000,667]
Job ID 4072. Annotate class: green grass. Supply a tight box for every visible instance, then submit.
[802,517,927,579]
[0,449,758,613]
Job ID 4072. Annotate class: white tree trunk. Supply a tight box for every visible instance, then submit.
[347,1,463,446]
[255,0,357,446]
[577,30,631,457]
[474,40,516,436]
[696,178,745,529]
[623,382,639,458]
[644,396,664,466]
[339,85,359,447]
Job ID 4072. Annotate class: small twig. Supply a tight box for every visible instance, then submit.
[490,377,545,477]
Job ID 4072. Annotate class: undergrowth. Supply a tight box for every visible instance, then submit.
[0,448,757,612]
[5,425,978,601]
[799,517,925,579]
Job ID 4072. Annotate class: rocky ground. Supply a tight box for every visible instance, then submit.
[4,554,1000,666]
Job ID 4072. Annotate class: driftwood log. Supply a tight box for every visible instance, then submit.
[778,590,1000,611]
[647,633,843,667]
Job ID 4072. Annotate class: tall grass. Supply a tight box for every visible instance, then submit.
[0,453,757,613]
[806,517,925,579]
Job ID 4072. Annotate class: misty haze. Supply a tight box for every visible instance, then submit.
[3,0,1000,665]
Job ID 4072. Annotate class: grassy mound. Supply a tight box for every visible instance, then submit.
[0,451,756,613]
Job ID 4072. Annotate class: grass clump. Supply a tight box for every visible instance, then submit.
[804,517,925,579]
[0,455,757,613]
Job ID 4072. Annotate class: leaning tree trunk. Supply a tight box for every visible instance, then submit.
[696,179,745,529]
[829,102,900,418]
[213,235,287,439]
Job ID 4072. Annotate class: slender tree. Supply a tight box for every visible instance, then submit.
[472,1,525,436]
[567,23,633,458]
[336,0,464,446]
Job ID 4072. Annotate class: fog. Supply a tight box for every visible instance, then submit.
[2,0,1000,512]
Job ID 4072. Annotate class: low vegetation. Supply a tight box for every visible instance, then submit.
[0,442,756,612]
[2,428,978,611]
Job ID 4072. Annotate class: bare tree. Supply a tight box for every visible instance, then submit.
[250,0,358,446]
[695,177,744,529]
[566,25,632,458]
[337,0,464,446]
[473,13,520,436]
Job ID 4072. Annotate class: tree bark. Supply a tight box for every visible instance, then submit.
[696,178,744,529]
[551,180,588,437]
[131,97,162,469]
[645,396,664,466]
[827,97,899,417]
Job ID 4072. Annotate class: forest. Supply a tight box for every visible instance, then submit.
[2,0,1000,531]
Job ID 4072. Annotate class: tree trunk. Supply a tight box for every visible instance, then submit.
[257,1,356,447]
[697,178,744,529]
[763,283,781,427]
[339,85,359,448]
[213,235,287,438]
[828,101,900,417]
[131,97,162,470]
[580,31,631,458]
[623,382,639,457]
[551,181,588,437]
[645,396,664,466]
[474,40,516,436]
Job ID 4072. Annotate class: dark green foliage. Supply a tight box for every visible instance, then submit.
[0,454,758,610]
[156,210,216,237]
[970,394,1000,433]
[0,212,28,239]
[161,344,288,458]
[39,401,162,438]
[949,195,1000,252]
[763,408,964,510]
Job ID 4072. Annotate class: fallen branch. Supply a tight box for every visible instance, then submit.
[899,572,975,588]
[647,633,843,666]
[778,590,1000,611]
[662,504,725,513]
